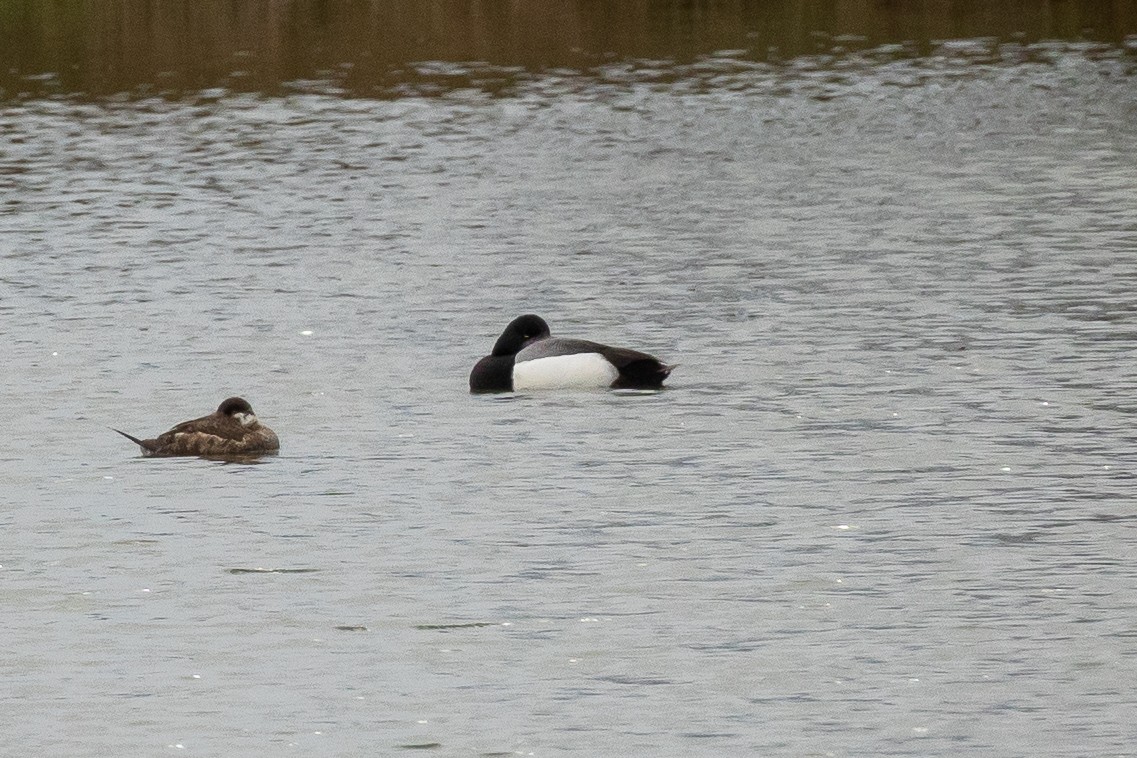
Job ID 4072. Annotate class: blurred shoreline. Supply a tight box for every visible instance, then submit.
[2,0,1135,100]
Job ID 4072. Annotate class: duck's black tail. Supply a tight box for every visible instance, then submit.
[613,359,674,389]
[112,428,153,451]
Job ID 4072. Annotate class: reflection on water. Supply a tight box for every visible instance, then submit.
[1,0,1135,99]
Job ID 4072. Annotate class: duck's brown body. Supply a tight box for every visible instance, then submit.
[115,397,279,458]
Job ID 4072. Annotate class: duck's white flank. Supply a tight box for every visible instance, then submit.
[512,353,619,390]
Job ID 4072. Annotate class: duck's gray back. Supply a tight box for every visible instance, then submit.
[516,337,606,362]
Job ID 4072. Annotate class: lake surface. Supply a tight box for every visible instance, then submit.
[3,3,1137,756]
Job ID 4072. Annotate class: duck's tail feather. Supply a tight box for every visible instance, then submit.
[112,428,152,449]
[613,358,675,389]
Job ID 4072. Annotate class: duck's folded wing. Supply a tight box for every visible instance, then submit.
[157,415,245,445]
[518,337,666,370]
[517,337,610,361]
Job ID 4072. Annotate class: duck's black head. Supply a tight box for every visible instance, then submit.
[218,397,254,415]
[217,397,257,425]
[492,314,550,356]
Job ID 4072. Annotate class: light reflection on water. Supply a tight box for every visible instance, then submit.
[2,30,1137,758]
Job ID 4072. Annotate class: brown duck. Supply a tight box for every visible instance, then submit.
[114,397,279,458]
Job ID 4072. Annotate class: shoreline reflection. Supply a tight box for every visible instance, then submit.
[1,0,1134,100]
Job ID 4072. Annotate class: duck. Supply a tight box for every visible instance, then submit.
[469,314,673,393]
[114,396,280,458]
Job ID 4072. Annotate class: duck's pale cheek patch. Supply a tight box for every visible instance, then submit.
[513,353,619,390]
[236,413,256,427]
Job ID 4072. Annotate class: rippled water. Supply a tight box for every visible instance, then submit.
[3,45,1137,756]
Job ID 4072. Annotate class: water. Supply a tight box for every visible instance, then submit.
[3,5,1137,756]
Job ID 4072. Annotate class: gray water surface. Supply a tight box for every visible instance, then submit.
[3,49,1137,756]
